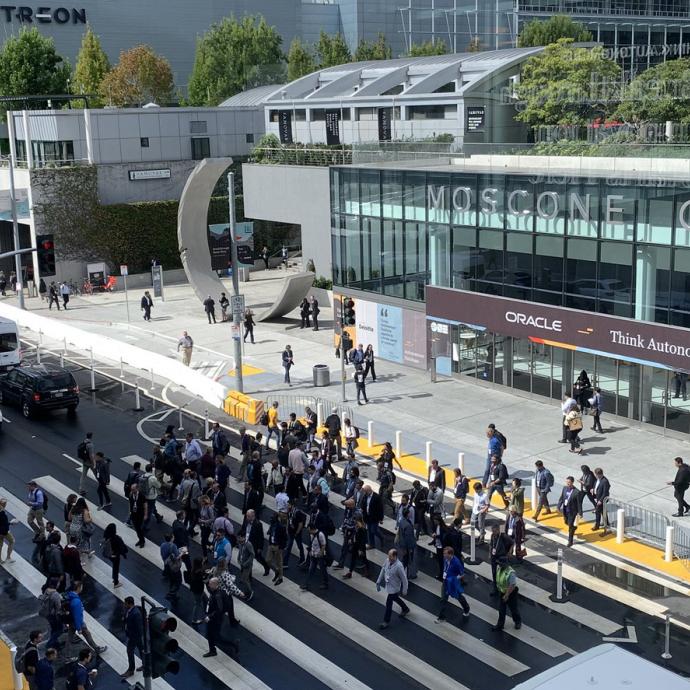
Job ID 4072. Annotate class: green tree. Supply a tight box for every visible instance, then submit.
[615,58,690,124]
[100,45,174,107]
[467,37,482,53]
[518,15,592,48]
[408,39,448,57]
[514,39,620,127]
[315,31,352,68]
[287,37,316,81]
[188,15,284,106]
[0,28,70,109]
[354,32,392,61]
[73,25,110,107]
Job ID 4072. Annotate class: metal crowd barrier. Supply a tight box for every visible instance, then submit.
[261,393,354,427]
[672,522,690,571]
[604,496,670,549]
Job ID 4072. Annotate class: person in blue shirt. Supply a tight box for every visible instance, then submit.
[65,582,106,655]
[35,648,57,690]
[483,427,504,487]
[73,648,97,690]
[435,546,470,623]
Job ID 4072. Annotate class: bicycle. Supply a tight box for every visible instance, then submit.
[82,279,93,295]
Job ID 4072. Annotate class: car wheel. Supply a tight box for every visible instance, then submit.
[67,405,78,414]
[22,400,32,419]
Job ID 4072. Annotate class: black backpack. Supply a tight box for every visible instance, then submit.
[260,411,269,426]
[495,430,507,450]
[354,426,360,439]
[77,441,90,461]
[64,661,79,690]
[324,515,336,536]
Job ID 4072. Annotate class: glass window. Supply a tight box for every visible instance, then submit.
[382,219,404,298]
[599,241,633,317]
[450,174,477,227]
[429,224,450,287]
[475,229,503,295]
[359,170,380,217]
[504,233,532,300]
[670,248,690,328]
[427,173,451,224]
[675,189,690,247]
[191,137,210,160]
[565,238,597,312]
[0,331,17,353]
[635,245,670,323]
[477,174,505,230]
[637,186,673,244]
[567,180,600,238]
[342,215,361,287]
[404,172,426,222]
[330,170,342,214]
[381,170,403,219]
[601,182,636,241]
[534,236,564,305]
[403,221,427,301]
[361,217,382,291]
[505,176,534,232]
[534,178,566,235]
[332,215,343,286]
[340,169,359,215]
[451,226,477,291]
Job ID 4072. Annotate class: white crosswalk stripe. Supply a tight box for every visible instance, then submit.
[37,472,376,690]
[0,490,270,690]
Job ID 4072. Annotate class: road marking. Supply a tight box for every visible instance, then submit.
[135,409,175,444]
[602,625,638,644]
[38,473,376,690]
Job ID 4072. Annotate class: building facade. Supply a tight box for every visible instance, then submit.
[330,156,690,436]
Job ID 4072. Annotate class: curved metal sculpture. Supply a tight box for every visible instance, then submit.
[177,157,233,302]
[256,271,316,322]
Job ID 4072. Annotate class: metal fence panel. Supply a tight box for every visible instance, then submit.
[604,497,670,549]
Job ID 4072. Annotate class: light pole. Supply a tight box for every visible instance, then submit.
[227,172,244,393]
[6,113,24,309]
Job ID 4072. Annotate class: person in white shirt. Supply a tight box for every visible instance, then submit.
[559,392,577,443]
[376,548,410,629]
[184,433,203,466]
[300,525,328,591]
[396,494,415,527]
[275,489,289,513]
[470,482,489,544]
[344,418,358,458]
[59,281,70,309]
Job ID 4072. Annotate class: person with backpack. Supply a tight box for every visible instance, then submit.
[492,557,522,631]
[63,536,84,589]
[26,481,46,535]
[0,497,17,563]
[102,523,128,588]
[66,582,107,655]
[483,426,505,487]
[39,579,64,649]
[210,423,230,459]
[94,453,111,510]
[121,597,143,679]
[17,630,41,687]
[325,408,343,460]
[300,524,329,591]
[124,462,143,500]
[140,464,163,529]
[77,433,96,496]
[486,456,510,509]
[533,460,555,521]
[44,533,64,591]
[266,512,288,586]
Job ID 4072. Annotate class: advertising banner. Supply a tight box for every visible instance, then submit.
[378,108,392,141]
[325,110,341,145]
[234,221,254,266]
[378,304,403,363]
[278,110,293,144]
[427,286,690,372]
[465,106,485,133]
[356,299,378,350]
[207,223,230,271]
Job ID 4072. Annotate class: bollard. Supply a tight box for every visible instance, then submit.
[556,548,564,600]
[317,402,324,429]
[661,613,672,660]
[204,409,210,439]
[150,368,155,390]
[616,508,625,544]
[89,348,97,392]
[59,353,64,368]
[36,343,41,364]
[425,441,432,470]
[133,385,143,412]
[457,452,464,473]
[367,421,374,448]
[665,525,674,563]
[38,329,43,345]
[178,408,184,431]
[120,357,124,379]
[395,430,402,460]
[470,526,476,562]
[9,644,21,690]
[531,477,538,511]
[63,336,67,354]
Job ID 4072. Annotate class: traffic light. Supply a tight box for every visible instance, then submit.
[149,607,179,678]
[36,234,56,277]
[343,297,355,326]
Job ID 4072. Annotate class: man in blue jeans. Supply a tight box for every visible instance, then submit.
[483,426,504,487]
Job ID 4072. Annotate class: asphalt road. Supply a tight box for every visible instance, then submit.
[1,353,689,690]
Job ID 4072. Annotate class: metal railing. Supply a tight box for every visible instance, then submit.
[605,496,670,549]
[672,522,690,571]
[261,393,354,428]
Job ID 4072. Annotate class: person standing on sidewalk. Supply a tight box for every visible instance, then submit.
[140,291,153,321]
[299,299,311,329]
[590,387,604,433]
[669,456,690,517]
[376,548,410,630]
[363,344,376,381]
[310,296,320,331]
[593,467,610,530]
[354,364,368,405]
[59,281,70,309]
[203,295,217,324]
[177,331,194,366]
[282,345,294,386]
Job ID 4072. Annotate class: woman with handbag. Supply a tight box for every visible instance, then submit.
[102,523,128,588]
[565,405,584,454]
[68,497,95,559]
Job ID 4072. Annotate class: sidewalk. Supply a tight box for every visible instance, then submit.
[15,271,690,518]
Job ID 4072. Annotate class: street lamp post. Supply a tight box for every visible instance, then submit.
[6,113,24,310]
[227,172,244,393]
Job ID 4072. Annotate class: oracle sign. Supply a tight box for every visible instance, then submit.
[426,286,690,372]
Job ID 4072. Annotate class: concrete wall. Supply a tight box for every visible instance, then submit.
[242,163,332,277]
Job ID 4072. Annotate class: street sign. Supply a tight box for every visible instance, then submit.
[120,265,128,276]
[231,323,241,341]
[231,294,245,315]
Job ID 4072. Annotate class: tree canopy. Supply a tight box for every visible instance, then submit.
[615,58,690,124]
[408,39,448,57]
[514,39,620,127]
[287,37,316,82]
[315,31,352,68]
[354,33,392,62]
[187,15,284,106]
[73,26,110,107]
[518,15,593,48]
[100,45,174,107]
[0,28,70,108]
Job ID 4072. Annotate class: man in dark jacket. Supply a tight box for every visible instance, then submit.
[204,577,225,657]
[241,509,269,576]
[242,482,263,516]
[140,292,153,321]
[203,295,216,324]
[489,522,514,594]
[325,408,342,459]
[128,483,148,548]
[557,476,580,546]
[593,467,611,530]
[669,456,690,517]
[486,456,510,509]
[310,296,320,331]
[121,597,143,678]
[363,485,384,550]
[266,513,288,585]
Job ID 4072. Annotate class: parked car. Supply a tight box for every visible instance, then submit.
[0,364,79,418]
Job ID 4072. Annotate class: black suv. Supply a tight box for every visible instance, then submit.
[0,364,79,418]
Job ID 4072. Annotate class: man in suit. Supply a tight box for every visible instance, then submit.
[203,577,225,657]
[489,522,514,594]
[362,485,384,550]
[557,476,580,547]
[241,509,270,576]
[121,597,143,678]
[427,459,446,492]
[668,456,690,517]
[140,291,153,321]
[593,467,611,530]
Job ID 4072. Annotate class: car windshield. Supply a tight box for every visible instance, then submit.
[37,374,74,391]
[0,332,17,353]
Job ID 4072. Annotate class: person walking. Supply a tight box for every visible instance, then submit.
[94,453,112,510]
[236,533,255,597]
[35,646,57,690]
[310,296,320,331]
[203,295,217,324]
[470,482,489,544]
[261,246,270,271]
[120,597,143,678]
[435,546,470,623]
[354,364,368,405]
[483,426,504,487]
[362,485,384,550]
[140,291,153,321]
[506,507,526,561]
[281,245,288,269]
[77,433,96,497]
[128,482,148,548]
[669,456,690,517]
[68,497,94,559]
[0,271,7,296]
[59,281,70,309]
[39,579,64,650]
[489,523,514,594]
[102,523,127,588]
[533,460,554,521]
[486,456,510,509]
[65,582,107,655]
[177,331,194,366]
[590,387,604,433]
[203,577,225,658]
[266,512,287,586]
[48,282,60,310]
[282,345,294,386]
[559,391,577,443]
[593,467,611,530]
[299,299,311,329]
[508,477,524,517]
[38,278,47,302]
[565,404,584,454]
[300,524,329,591]
[26,481,46,535]
[376,549,410,629]
[0,498,17,563]
[558,476,580,547]
[363,344,376,381]
[491,557,522,631]
[673,371,688,401]
[243,309,255,343]
[577,464,597,518]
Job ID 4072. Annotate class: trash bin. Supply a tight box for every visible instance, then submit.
[313,364,330,387]
[238,267,250,283]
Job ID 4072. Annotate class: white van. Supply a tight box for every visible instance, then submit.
[0,317,20,370]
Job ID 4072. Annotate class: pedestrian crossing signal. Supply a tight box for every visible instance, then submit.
[149,607,179,678]
[343,298,355,326]
[37,234,56,277]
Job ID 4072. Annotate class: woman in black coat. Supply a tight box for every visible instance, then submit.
[577,465,597,517]
[103,523,128,588]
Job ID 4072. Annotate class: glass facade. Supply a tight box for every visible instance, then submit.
[331,165,690,435]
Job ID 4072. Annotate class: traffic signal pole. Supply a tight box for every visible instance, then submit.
[228,172,244,393]
[140,596,153,690]
[6,114,24,310]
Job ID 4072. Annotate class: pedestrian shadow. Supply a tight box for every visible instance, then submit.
[580,446,611,455]
[149,316,173,321]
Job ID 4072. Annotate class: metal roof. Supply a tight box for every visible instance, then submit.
[218,84,284,108]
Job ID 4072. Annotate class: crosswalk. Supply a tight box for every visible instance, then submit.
[0,440,640,690]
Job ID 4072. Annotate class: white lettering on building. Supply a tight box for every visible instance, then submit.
[505,311,562,332]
